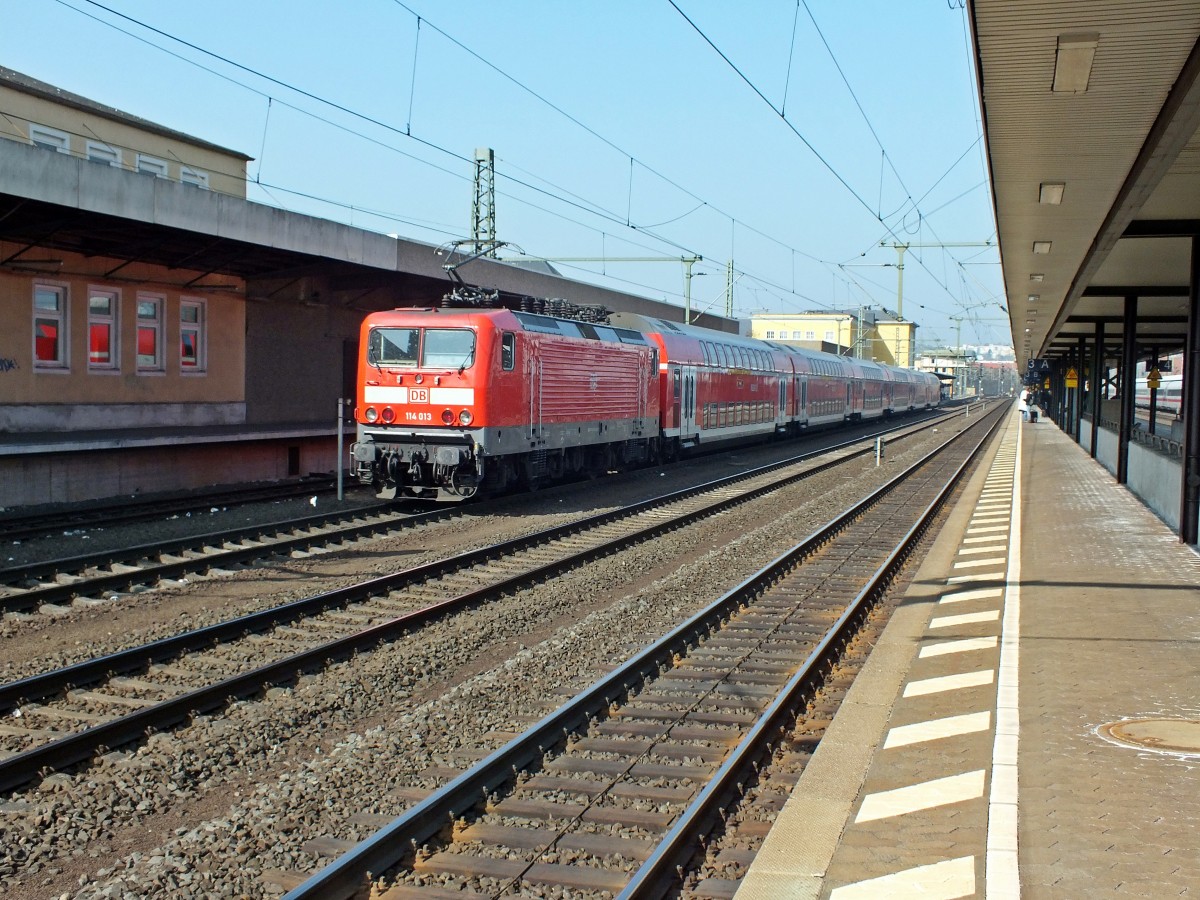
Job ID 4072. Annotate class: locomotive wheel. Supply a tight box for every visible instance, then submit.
[449,469,479,499]
[523,456,542,491]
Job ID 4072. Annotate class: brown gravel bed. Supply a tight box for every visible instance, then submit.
[0,417,962,898]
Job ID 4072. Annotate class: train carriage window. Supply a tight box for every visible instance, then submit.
[673,369,681,399]
[423,328,476,369]
[370,327,419,366]
[501,332,515,370]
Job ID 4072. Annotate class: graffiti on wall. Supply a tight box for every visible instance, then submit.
[0,358,17,373]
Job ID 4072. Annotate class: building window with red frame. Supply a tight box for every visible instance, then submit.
[88,289,119,370]
[136,295,164,372]
[33,283,67,369]
[180,297,206,373]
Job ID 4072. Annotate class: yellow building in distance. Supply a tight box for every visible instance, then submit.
[748,311,917,367]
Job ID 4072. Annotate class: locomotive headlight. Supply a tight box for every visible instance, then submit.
[381,407,396,423]
[414,373,424,385]
[365,407,378,422]
[441,408,454,424]
[459,409,473,425]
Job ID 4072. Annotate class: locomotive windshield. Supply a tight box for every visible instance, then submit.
[368,326,475,370]
[423,328,475,369]
[369,328,419,366]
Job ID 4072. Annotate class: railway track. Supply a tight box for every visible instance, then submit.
[279,403,1006,899]
[0,500,447,615]
[0,410,960,616]
[0,408,982,795]
[0,475,357,545]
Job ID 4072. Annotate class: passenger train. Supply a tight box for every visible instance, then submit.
[1134,372,1183,416]
[351,305,942,501]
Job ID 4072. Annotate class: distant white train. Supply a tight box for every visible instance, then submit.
[1134,372,1183,415]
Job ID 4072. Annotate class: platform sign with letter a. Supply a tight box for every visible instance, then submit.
[1065,367,1078,388]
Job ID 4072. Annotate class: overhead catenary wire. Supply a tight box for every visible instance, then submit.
[666,0,1002,336]
[38,0,1000,337]
[45,0,801,305]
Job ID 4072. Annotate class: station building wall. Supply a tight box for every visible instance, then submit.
[243,299,363,426]
[0,78,249,198]
[0,242,246,432]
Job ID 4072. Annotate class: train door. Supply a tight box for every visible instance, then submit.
[670,366,682,434]
[637,354,647,421]
[681,365,698,443]
[777,378,786,429]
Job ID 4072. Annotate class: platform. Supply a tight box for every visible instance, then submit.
[736,408,1200,899]
[0,421,352,509]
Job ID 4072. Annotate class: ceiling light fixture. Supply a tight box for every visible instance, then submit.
[1030,273,1044,283]
[1028,294,1040,303]
[1053,33,1099,93]
[1039,182,1066,204]
[1033,241,1052,254]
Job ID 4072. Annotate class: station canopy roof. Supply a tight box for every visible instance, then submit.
[970,0,1200,369]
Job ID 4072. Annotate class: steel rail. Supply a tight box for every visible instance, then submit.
[617,405,1005,897]
[0,407,960,705]
[0,476,347,543]
[0,411,962,793]
[280,404,1005,900]
[0,504,457,613]
[0,407,966,611]
[0,407,958,713]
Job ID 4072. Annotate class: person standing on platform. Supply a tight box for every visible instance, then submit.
[1019,387,1030,421]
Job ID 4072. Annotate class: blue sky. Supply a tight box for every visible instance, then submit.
[2,0,1010,351]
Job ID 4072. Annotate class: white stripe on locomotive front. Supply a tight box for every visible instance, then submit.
[364,386,476,405]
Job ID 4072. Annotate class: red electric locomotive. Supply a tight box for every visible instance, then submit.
[351,307,660,501]
[353,304,941,502]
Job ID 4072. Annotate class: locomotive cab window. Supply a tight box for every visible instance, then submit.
[501,332,515,370]
[369,327,419,366]
[423,328,476,369]
[367,327,476,370]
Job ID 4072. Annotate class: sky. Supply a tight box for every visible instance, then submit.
[1,0,1012,352]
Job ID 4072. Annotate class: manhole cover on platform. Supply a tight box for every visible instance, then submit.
[1098,718,1200,755]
